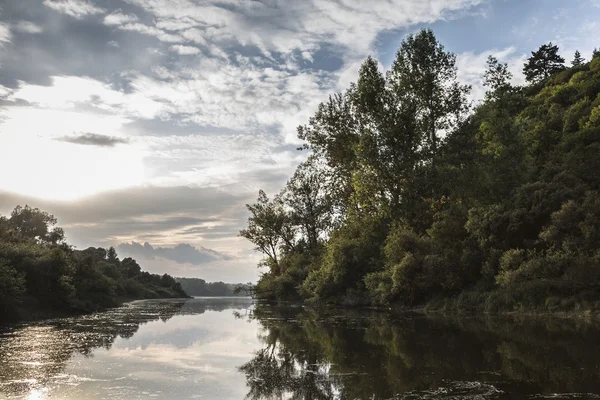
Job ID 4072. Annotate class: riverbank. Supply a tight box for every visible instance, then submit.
[267,287,600,321]
[7,291,191,323]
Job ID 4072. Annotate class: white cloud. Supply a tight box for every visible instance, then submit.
[42,0,105,19]
[0,23,11,44]
[156,17,200,31]
[118,22,182,42]
[103,12,139,25]
[170,44,201,55]
[13,21,43,34]
[125,0,484,57]
[97,0,486,145]
[117,241,233,265]
[0,85,12,99]
[0,107,143,200]
[0,0,503,279]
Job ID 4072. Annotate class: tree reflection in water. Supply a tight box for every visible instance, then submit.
[0,297,252,398]
[240,304,600,400]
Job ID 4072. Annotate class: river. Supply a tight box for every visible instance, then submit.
[1,297,599,399]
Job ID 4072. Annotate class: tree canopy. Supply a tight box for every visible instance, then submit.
[523,42,565,83]
[241,30,600,313]
[0,206,187,321]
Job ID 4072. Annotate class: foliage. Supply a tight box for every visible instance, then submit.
[175,277,250,297]
[240,304,600,399]
[0,207,187,322]
[572,50,585,67]
[241,30,600,312]
[523,42,566,83]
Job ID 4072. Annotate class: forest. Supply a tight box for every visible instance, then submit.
[0,205,187,322]
[241,29,600,313]
[175,277,251,297]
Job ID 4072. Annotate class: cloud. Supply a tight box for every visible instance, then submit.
[117,241,233,265]
[0,23,11,44]
[9,0,588,282]
[124,0,484,57]
[42,0,105,19]
[13,21,43,34]
[55,132,130,147]
[103,12,139,26]
[118,22,182,42]
[169,45,201,55]
[0,185,263,281]
[0,185,253,248]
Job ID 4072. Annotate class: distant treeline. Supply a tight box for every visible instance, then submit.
[241,29,600,314]
[0,205,188,322]
[176,277,251,297]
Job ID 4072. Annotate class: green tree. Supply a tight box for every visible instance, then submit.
[523,42,565,83]
[8,205,65,244]
[571,50,585,67]
[107,246,119,264]
[121,257,141,278]
[240,190,293,275]
[283,157,334,250]
[0,260,26,318]
[387,28,470,162]
[350,56,420,215]
[297,92,358,213]
[483,55,513,99]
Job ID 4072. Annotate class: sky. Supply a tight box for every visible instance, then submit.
[1,0,599,282]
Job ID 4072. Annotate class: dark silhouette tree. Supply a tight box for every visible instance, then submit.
[523,42,565,83]
[484,55,513,100]
[8,205,65,244]
[571,50,585,66]
[107,246,119,264]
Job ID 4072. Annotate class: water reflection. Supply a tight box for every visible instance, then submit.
[0,297,254,399]
[240,304,600,400]
[2,299,600,399]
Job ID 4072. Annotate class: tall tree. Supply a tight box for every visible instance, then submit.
[387,28,470,162]
[571,50,585,66]
[483,55,513,100]
[240,190,293,275]
[8,205,65,245]
[523,42,565,83]
[297,91,358,213]
[283,157,334,250]
[107,246,119,264]
[350,57,421,215]
[593,48,600,59]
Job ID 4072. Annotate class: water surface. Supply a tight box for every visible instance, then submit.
[1,298,600,399]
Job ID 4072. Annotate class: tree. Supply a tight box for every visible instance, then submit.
[107,246,119,264]
[297,91,359,213]
[0,260,26,318]
[239,190,293,275]
[593,48,600,59]
[8,205,65,244]
[283,157,334,250]
[121,257,141,278]
[571,50,585,67]
[483,55,513,99]
[387,29,470,162]
[351,56,420,214]
[523,42,565,83]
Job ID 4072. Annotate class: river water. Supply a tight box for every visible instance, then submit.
[1,297,600,399]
